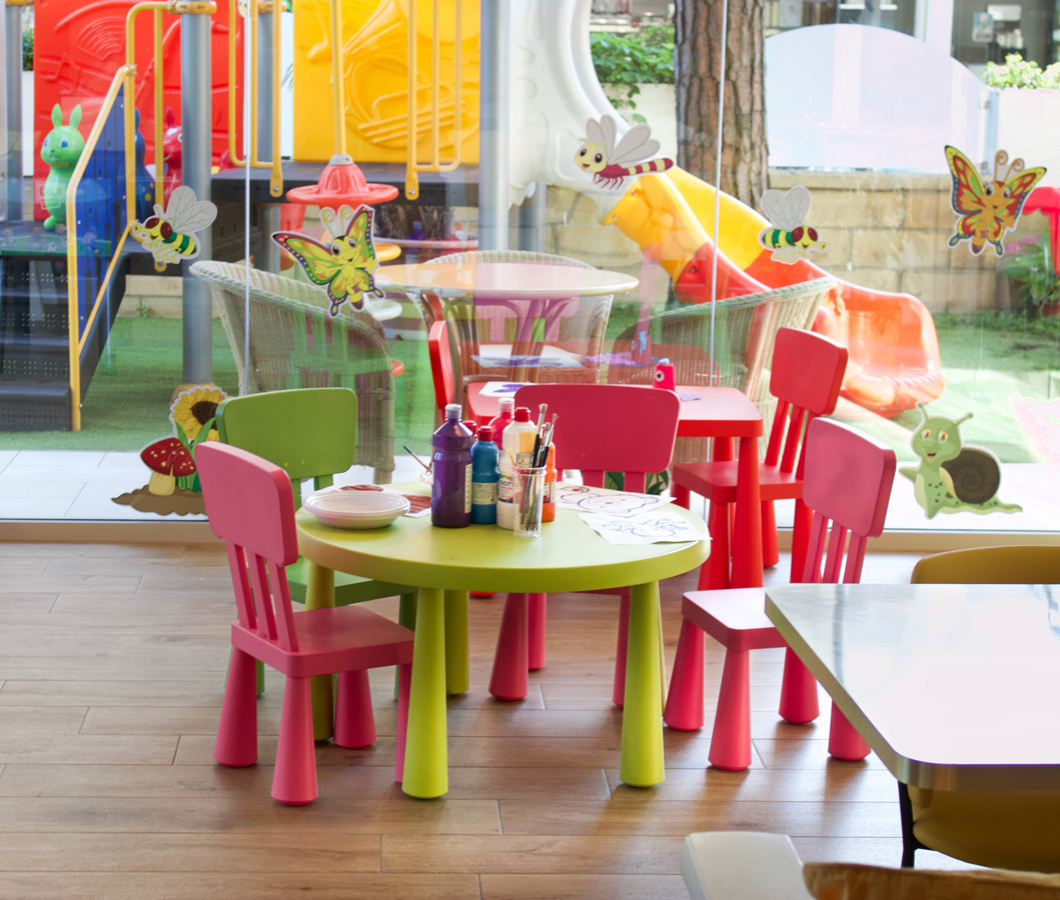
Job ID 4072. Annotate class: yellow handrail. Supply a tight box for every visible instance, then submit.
[228,0,284,197]
[65,66,137,431]
[405,0,463,200]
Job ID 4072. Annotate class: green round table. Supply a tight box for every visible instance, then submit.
[297,489,708,799]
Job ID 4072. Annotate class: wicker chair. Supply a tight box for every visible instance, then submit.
[607,277,835,464]
[190,260,396,483]
[425,250,614,402]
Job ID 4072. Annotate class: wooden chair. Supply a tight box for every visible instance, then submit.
[215,388,418,618]
[664,418,896,771]
[898,545,1060,871]
[196,442,414,806]
[670,327,848,591]
[488,383,682,704]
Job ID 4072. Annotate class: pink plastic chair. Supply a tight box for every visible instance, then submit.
[664,417,896,770]
[671,328,848,590]
[196,442,414,806]
[489,383,682,704]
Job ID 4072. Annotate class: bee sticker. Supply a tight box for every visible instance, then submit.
[131,185,217,270]
[945,146,1046,257]
[757,186,826,264]
[272,204,383,317]
[575,114,673,190]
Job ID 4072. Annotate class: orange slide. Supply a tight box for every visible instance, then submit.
[604,169,945,418]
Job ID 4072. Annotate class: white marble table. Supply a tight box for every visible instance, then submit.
[765,582,1060,791]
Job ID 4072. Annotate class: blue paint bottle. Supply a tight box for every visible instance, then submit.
[470,426,500,524]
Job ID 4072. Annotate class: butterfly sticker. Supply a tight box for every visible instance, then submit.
[272,204,384,316]
[945,146,1046,257]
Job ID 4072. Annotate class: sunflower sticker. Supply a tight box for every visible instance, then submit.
[113,384,228,516]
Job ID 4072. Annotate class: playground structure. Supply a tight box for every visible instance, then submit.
[0,0,947,434]
[604,170,946,418]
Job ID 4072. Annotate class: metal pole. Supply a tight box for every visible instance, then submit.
[3,2,23,222]
[478,0,509,251]
[517,182,546,251]
[257,4,280,272]
[181,9,213,384]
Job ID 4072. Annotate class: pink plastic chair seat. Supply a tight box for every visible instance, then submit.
[489,383,682,706]
[197,442,415,807]
[664,418,896,772]
[671,327,848,591]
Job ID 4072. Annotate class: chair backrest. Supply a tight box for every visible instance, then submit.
[216,387,357,509]
[513,383,681,492]
[800,417,897,584]
[197,442,302,651]
[763,327,849,475]
[911,546,1060,584]
[427,320,457,412]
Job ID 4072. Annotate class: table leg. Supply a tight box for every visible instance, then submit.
[619,581,665,788]
[729,434,764,589]
[402,586,449,799]
[444,589,470,695]
[305,561,335,742]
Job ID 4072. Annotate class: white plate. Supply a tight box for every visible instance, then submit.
[303,488,411,530]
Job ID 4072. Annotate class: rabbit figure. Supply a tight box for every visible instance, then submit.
[41,104,85,231]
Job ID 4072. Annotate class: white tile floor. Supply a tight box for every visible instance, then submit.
[0,448,1057,535]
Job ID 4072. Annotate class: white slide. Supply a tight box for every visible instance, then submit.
[508,0,632,204]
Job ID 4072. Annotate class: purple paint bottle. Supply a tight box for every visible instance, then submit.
[431,403,474,528]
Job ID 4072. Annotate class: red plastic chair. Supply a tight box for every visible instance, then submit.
[196,442,414,806]
[664,417,896,770]
[489,383,682,705]
[671,328,848,590]
[427,320,495,426]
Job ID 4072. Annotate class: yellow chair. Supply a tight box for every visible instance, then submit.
[902,545,1060,872]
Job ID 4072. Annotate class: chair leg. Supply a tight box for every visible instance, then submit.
[789,499,814,583]
[273,675,318,806]
[898,781,923,868]
[395,591,416,699]
[828,703,871,761]
[671,481,691,510]
[761,500,779,569]
[528,592,547,670]
[778,647,820,724]
[490,592,529,701]
[709,645,753,771]
[395,661,411,783]
[612,593,631,708]
[663,618,705,731]
[334,669,376,748]
[215,647,259,767]
[700,500,732,591]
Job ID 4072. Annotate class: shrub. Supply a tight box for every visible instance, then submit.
[983,53,1060,89]
[1002,233,1060,315]
[590,23,674,118]
[22,27,32,71]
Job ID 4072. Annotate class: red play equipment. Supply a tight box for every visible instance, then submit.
[604,169,945,418]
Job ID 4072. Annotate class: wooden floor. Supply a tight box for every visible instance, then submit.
[0,541,971,898]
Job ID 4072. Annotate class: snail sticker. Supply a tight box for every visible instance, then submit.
[757,186,827,264]
[575,115,674,190]
[945,146,1045,257]
[900,403,1022,518]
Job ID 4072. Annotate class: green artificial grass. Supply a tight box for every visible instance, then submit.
[1,306,1057,463]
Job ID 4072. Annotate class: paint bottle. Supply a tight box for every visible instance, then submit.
[542,443,558,523]
[431,403,474,528]
[488,396,515,441]
[496,407,537,530]
[470,426,500,525]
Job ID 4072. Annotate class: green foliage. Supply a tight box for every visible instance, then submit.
[22,27,32,71]
[1002,234,1060,314]
[590,24,674,117]
[983,53,1060,89]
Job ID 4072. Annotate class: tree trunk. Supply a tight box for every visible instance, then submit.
[675,0,768,208]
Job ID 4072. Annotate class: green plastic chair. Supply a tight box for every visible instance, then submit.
[216,387,417,624]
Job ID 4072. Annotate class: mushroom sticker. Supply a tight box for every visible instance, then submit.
[113,384,227,516]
